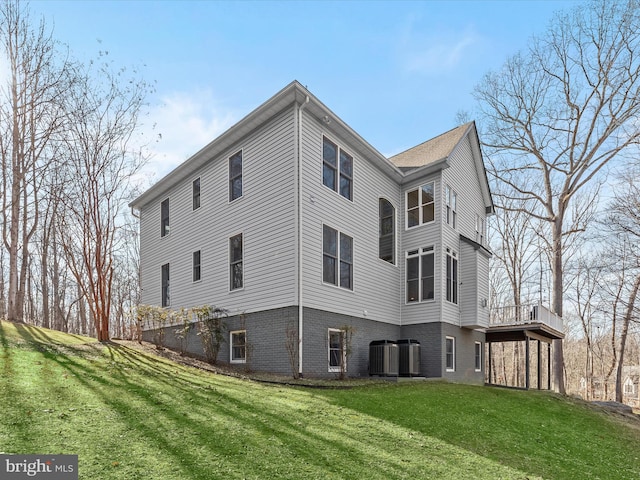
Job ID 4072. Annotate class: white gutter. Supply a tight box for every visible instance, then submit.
[297,95,309,377]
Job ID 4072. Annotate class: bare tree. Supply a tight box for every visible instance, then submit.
[474,0,640,392]
[0,0,73,323]
[604,168,640,402]
[58,54,152,342]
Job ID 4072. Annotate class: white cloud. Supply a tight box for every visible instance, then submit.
[141,89,237,181]
[405,31,479,74]
[399,16,483,75]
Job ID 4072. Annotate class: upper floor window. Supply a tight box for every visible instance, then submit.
[445,185,457,229]
[446,248,458,304]
[160,198,170,237]
[406,246,434,303]
[322,136,353,201]
[193,250,201,282]
[229,150,243,202]
[193,177,201,210]
[230,233,243,290]
[406,182,434,228]
[161,263,170,307]
[323,225,353,290]
[475,214,486,245]
[379,199,395,264]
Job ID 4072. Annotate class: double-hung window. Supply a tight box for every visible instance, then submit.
[475,342,482,372]
[322,137,353,200]
[379,199,395,264]
[446,336,456,372]
[230,234,243,290]
[328,328,345,372]
[160,198,170,236]
[193,177,201,210]
[230,330,247,363]
[445,185,457,229]
[161,263,170,307]
[323,225,353,290]
[193,250,201,282]
[406,246,434,303]
[229,150,243,202]
[406,182,435,228]
[446,248,458,304]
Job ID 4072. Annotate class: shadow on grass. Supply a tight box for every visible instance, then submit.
[5,322,469,478]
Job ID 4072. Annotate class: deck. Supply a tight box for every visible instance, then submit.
[485,302,564,390]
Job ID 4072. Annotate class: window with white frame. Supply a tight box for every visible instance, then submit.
[230,234,243,290]
[475,214,486,245]
[445,185,457,229]
[161,263,170,307]
[446,248,458,304]
[322,225,353,290]
[406,182,435,228]
[160,198,170,237]
[624,378,635,395]
[193,177,201,210]
[322,136,353,200]
[230,330,246,363]
[229,150,243,202]
[379,198,395,264]
[475,342,482,372]
[406,246,435,303]
[446,336,456,372]
[193,250,201,282]
[328,328,345,372]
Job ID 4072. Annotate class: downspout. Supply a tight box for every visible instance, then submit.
[297,95,309,377]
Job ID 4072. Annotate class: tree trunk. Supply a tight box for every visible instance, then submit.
[552,216,566,394]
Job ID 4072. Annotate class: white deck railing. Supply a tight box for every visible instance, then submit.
[490,302,563,333]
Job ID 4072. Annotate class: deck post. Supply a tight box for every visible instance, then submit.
[525,337,530,390]
[488,342,492,384]
[537,339,542,390]
[548,342,552,390]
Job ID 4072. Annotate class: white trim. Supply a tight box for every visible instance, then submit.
[328,328,346,373]
[321,224,354,291]
[405,246,435,304]
[230,330,247,364]
[229,232,244,292]
[474,341,482,372]
[192,176,202,211]
[228,148,244,203]
[405,182,436,230]
[160,196,171,237]
[192,250,202,283]
[321,134,354,202]
[445,336,456,372]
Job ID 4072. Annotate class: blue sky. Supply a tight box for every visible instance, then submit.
[31,0,578,179]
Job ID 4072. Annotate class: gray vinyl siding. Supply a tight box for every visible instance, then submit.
[400,174,442,326]
[299,112,402,325]
[459,240,479,327]
[139,108,297,316]
[440,135,490,328]
[443,136,488,243]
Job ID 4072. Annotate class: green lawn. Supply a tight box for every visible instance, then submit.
[1,320,638,479]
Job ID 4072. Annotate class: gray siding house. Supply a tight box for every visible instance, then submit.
[130,81,494,382]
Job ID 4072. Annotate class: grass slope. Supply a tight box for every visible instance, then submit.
[1,320,638,479]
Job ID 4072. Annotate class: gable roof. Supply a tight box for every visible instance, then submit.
[389,122,472,170]
[129,82,494,214]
